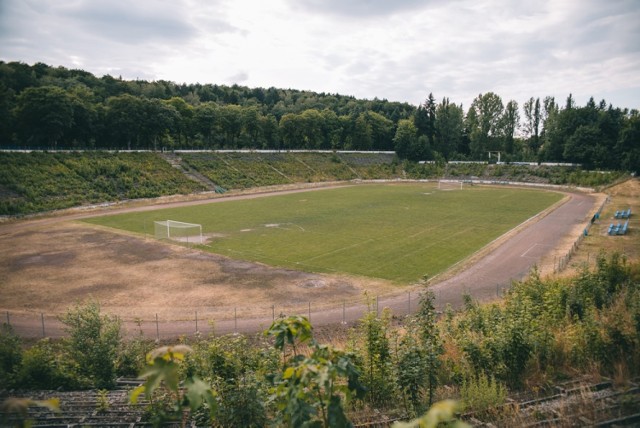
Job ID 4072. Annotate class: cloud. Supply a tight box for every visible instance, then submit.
[61,0,196,45]
[226,71,249,84]
[287,0,435,18]
[1,0,638,110]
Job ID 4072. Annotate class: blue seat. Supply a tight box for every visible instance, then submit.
[619,220,629,235]
[608,223,614,235]
[615,210,620,218]
[618,208,631,219]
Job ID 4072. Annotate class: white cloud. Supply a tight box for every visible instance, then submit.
[286,0,432,18]
[0,0,638,110]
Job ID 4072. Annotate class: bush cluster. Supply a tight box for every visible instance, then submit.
[1,253,638,425]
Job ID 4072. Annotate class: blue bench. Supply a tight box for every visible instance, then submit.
[610,220,630,236]
[609,223,621,235]
[615,208,632,219]
[618,220,629,235]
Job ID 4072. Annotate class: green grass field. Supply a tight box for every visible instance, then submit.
[83,184,562,283]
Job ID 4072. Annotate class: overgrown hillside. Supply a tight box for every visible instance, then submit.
[0,151,205,215]
[179,151,400,188]
[0,151,629,216]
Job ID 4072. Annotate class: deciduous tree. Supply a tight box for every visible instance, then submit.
[14,86,74,149]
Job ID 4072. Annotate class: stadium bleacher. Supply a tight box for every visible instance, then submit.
[615,208,631,219]
[608,220,630,236]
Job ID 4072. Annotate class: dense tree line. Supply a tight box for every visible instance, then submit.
[0,62,412,152]
[0,61,637,171]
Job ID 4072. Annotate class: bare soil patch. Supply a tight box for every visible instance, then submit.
[0,220,396,321]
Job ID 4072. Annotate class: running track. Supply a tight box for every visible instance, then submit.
[5,189,598,338]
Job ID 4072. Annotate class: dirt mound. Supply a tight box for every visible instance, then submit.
[607,177,640,198]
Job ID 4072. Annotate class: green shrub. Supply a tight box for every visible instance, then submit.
[187,334,275,427]
[60,301,122,389]
[0,324,22,389]
[355,307,397,408]
[16,339,77,390]
[116,335,154,378]
[215,372,267,428]
[460,372,507,414]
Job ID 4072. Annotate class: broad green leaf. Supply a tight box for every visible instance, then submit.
[129,385,146,404]
[283,366,296,379]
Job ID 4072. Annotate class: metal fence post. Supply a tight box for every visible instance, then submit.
[155,314,159,341]
[195,311,198,333]
[234,308,237,333]
[41,313,45,337]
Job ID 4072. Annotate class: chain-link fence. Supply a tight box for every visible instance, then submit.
[554,196,609,273]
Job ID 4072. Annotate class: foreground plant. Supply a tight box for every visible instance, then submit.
[392,399,469,428]
[130,345,217,427]
[0,397,60,427]
[266,316,366,427]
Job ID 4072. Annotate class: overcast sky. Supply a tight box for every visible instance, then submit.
[1,0,639,110]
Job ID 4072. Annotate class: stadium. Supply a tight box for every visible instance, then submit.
[0,150,638,427]
[0,152,618,338]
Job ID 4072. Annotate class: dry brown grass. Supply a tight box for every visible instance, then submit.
[0,220,398,321]
[557,177,640,276]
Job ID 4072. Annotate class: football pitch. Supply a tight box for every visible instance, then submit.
[83,184,563,283]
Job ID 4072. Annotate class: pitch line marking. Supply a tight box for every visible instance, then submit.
[521,243,541,258]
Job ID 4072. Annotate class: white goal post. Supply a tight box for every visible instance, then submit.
[154,220,203,244]
[438,180,463,190]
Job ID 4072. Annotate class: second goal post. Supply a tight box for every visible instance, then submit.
[438,180,463,190]
[154,220,203,244]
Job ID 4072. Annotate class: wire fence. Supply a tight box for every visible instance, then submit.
[2,291,411,340]
[2,282,514,340]
[554,196,609,273]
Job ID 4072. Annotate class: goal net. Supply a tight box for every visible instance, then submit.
[438,180,463,190]
[154,220,203,244]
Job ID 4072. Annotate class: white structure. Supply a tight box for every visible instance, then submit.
[154,220,203,244]
[438,180,464,190]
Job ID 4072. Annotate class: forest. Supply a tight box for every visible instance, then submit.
[1,61,638,171]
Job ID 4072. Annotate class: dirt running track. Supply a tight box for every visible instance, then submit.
[0,185,600,339]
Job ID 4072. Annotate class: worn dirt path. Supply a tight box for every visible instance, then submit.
[1,184,600,339]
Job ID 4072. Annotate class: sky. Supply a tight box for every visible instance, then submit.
[1,0,639,110]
